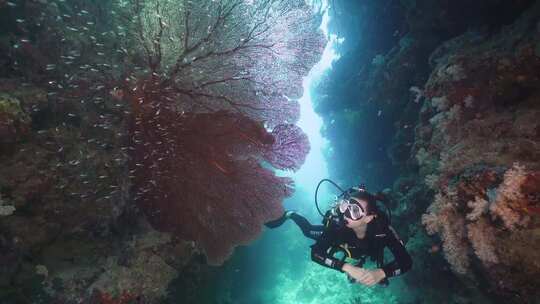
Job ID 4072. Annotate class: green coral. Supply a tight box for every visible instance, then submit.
[0,93,30,123]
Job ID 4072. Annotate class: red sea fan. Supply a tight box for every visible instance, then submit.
[130,108,307,265]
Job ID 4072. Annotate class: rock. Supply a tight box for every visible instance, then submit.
[0,194,15,216]
[35,265,48,277]
[0,205,16,216]
[0,93,31,143]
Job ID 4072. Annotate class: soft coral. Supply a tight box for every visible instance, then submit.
[93,290,138,304]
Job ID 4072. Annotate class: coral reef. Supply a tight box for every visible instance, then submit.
[414,2,540,301]
[0,92,31,143]
[317,0,540,303]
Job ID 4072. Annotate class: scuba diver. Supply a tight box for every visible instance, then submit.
[265,180,412,286]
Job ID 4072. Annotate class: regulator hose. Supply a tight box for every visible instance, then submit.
[315,178,347,217]
[314,179,392,224]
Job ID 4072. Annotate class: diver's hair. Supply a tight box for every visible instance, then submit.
[349,190,379,215]
[351,191,390,230]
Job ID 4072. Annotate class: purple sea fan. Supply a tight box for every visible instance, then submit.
[264,123,311,172]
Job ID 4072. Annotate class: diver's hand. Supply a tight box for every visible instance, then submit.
[342,264,386,286]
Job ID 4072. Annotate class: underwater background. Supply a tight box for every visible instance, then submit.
[1,0,540,303]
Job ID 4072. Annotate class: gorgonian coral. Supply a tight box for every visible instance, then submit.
[130,109,309,265]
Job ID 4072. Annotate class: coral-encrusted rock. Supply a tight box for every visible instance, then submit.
[0,194,16,216]
[87,227,179,300]
[0,93,31,143]
[0,80,133,302]
[0,80,48,115]
[416,3,540,179]
[417,3,540,302]
[33,218,194,303]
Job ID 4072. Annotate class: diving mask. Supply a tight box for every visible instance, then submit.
[338,197,367,221]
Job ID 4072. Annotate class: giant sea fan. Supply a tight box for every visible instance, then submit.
[10,0,322,265]
[130,108,309,265]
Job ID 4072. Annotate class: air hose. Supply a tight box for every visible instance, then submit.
[314,178,347,217]
[314,178,392,223]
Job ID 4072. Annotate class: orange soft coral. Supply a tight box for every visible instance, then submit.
[489,163,534,230]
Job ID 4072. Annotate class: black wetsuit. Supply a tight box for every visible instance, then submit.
[267,211,412,281]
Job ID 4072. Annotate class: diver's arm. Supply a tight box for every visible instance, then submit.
[310,229,345,272]
[311,247,346,272]
[380,226,413,278]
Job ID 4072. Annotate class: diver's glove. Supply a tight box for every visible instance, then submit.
[347,274,388,286]
[284,210,296,218]
[264,210,296,228]
[342,264,387,287]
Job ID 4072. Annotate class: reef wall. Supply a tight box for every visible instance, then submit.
[317,0,540,303]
